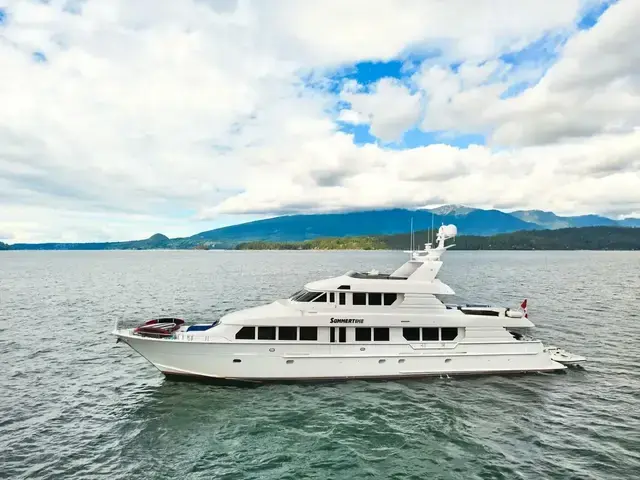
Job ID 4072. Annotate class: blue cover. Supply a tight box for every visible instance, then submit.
[186,323,214,332]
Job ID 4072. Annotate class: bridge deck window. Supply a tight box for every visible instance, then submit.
[353,292,366,305]
[368,293,382,305]
[313,293,327,303]
[383,293,397,305]
[290,290,322,302]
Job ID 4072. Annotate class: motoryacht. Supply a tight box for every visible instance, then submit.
[113,224,585,383]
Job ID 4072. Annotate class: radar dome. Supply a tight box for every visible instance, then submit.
[439,224,457,238]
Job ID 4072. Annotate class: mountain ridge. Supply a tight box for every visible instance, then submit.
[2,205,639,250]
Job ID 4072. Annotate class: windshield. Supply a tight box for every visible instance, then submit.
[290,289,322,302]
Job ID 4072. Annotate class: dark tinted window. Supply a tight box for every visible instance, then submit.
[258,326,276,340]
[383,293,397,306]
[235,326,255,340]
[353,292,366,305]
[373,328,390,341]
[300,327,318,341]
[338,285,351,290]
[279,326,297,341]
[313,293,327,303]
[422,328,439,341]
[291,290,321,302]
[339,327,346,343]
[329,292,335,303]
[355,327,371,341]
[339,293,346,305]
[330,327,336,342]
[441,327,458,341]
[403,327,420,341]
[368,293,382,305]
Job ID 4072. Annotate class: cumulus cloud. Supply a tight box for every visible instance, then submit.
[415,0,640,147]
[340,78,422,142]
[0,0,637,242]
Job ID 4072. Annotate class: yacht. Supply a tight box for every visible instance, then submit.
[113,224,585,383]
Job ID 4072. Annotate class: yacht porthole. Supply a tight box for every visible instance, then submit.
[360,347,366,351]
[233,359,241,363]
[378,359,386,364]
[398,359,405,364]
[286,360,294,364]
[269,348,275,352]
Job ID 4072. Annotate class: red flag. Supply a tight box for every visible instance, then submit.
[520,299,528,318]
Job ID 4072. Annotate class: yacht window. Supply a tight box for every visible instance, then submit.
[383,293,397,306]
[368,293,382,306]
[258,326,276,340]
[338,285,351,290]
[329,292,335,303]
[291,290,322,302]
[353,292,366,305]
[339,327,346,343]
[312,293,327,303]
[279,326,297,341]
[403,327,420,341]
[441,327,458,341]
[235,326,255,340]
[300,327,318,341]
[355,327,371,341]
[330,327,336,343]
[374,328,390,341]
[422,328,439,341]
[339,293,346,305]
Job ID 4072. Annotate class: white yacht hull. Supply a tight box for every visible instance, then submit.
[115,330,567,383]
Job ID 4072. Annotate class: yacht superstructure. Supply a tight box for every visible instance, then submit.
[113,224,585,383]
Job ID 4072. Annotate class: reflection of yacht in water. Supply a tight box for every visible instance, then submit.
[113,224,585,384]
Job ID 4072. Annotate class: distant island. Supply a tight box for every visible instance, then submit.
[2,205,640,251]
[236,227,640,251]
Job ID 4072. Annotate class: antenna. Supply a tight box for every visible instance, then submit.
[410,216,414,256]
[431,211,434,246]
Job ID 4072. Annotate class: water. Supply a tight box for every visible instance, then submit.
[1,250,639,479]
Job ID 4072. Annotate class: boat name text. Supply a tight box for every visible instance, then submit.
[330,317,364,324]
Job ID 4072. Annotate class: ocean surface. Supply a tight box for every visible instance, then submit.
[1,250,639,479]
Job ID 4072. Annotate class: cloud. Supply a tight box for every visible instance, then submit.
[413,0,640,147]
[339,78,422,142]
[0,0,637,243]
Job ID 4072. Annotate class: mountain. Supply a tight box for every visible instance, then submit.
[427,204,477,216]
[3,205,639,250]
[7,233,214,251]
[0,241,9,250]
[510,209,626,229]
[191,208,540,243]
[237,226,640,251]
[618,217,640,227]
